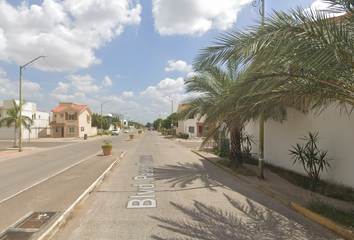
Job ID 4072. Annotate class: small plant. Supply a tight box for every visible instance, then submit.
[241,131,256,158]
[289,132,332,182]
[102,139,113,148]
[130,134,134,136]
[179,133,189,139]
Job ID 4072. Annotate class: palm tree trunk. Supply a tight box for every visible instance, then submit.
[13,127,19,148]
[229,126,243,169]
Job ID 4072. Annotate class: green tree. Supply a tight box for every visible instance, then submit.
[91,113,110,131]
[180,64,247,169]
[153,118,163,130]
[161,113,178,129]
[193,0,353,177]
[0,99,34,147]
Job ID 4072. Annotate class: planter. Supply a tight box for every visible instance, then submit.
[138,130,142,134]
[130,135,134,139]
[102,147,112,156]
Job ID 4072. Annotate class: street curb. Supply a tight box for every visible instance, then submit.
[191,149,354,240]
[37,151,126,240]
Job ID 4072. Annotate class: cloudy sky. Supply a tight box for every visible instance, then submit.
[0,0,335,124]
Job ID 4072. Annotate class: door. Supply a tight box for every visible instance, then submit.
[199,126,203,137]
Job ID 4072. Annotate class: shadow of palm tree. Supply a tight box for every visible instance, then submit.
[153,162,222,192]
[150,194,327,240]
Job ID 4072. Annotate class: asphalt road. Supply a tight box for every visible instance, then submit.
[0,133,127,203]
[52,131,338,240]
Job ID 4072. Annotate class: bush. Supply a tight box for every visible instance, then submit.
[102,140,113,148]
[179,133,189,139]
[289,132,332,182]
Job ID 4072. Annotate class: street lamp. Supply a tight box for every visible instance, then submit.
[163,96,173,135]
[101,100,110,137]
[19,55,46,152]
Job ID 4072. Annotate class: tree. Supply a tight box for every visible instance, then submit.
[0,99,34,147]
[180,64,247,169]
[153,118,163,130]
[161,113,178,129]
[91,113,110,131]
[193,0,353,177]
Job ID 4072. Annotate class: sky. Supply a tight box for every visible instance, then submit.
[0,0,336,125]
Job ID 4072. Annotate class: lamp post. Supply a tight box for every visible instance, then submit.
[101,100,110,137]
[163,96,173,135]
[19,55,46,152]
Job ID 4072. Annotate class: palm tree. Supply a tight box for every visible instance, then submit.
[193,0,354,178]
[180,62,247,168]
[0,99,34,147]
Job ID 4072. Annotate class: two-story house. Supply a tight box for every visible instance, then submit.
[49,102,93,138]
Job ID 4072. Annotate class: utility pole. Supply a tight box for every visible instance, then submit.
[19,56,46,152]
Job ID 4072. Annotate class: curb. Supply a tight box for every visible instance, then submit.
[191,149,354,240]
[37,151,126,240]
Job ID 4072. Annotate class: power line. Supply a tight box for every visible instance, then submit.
[41,58,100,102]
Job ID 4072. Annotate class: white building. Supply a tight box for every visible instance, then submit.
[177,104,208,138]
[0,100,50,140]
[245,106,354,188]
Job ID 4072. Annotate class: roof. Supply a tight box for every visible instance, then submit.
[49,121,65,126]
[51,105,88,113]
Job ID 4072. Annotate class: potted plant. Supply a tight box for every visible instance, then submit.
[130,134,134,139]
[138,130,142,134]
[102,140,113,156]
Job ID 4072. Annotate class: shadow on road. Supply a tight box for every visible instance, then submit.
[150,194,324,240]
[153,162,221,192]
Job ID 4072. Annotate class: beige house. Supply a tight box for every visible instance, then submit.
[49,102,93,138]
[177,104,208,138]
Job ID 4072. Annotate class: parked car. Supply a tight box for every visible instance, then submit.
[124,129,129,133]
[112,130,119,135]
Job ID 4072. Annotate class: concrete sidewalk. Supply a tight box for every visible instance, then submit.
[192,149,354,240]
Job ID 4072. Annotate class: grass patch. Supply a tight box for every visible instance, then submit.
[216,159,256,176]
[308,195,354,229]
[243,156,354,203]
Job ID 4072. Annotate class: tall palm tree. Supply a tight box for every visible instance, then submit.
[0,99,34,147]
[193,0,354,177]
[180,62,247,168]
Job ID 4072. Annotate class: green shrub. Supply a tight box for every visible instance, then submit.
[102,140,113,148]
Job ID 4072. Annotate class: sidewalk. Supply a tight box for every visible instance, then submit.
[192,149,354,240]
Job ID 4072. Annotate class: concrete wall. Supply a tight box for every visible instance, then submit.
[245,106,354,188]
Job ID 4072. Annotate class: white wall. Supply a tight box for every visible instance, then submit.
[245,107,354,188]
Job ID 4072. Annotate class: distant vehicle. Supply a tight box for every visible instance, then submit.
[111,130,119,135]
[148,128,151,131]
[124,129,129,133]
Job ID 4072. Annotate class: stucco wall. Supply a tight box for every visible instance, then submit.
[245,107,354,187]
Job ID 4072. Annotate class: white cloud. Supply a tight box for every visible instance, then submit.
[0,0,142,71]
[0,68,43,101]
[52,81,70,94]
[152,0,253,35]
[187,71,197,79]
[165,60,193,72]
[67,74,101,92]
[304,0,346,18]
[140,77,184,99]
[102,75,112,87]
[121,91,134,99]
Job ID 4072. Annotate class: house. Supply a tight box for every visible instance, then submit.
[102,113,114,131]
[177,104,209,138]
[0,100,50,140]
[49,102,93,138]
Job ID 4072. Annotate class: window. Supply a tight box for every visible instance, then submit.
[38,115,41,119]
[69,114,75,120]
[188,126,194,133]
[60,114,63,118]
[69,127,75,133]
[188,115,194,119]
[87,115,90,123]
[55,127,58,133]
[0,112,2,117]
[81,127,84,132]
[33,114,36,120]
